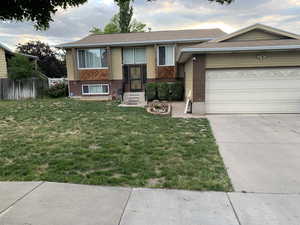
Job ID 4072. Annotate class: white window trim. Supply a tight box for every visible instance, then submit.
[77,48,109,70]
[122,47,147,65]
[157,45,175,66]
[81,84,110,95]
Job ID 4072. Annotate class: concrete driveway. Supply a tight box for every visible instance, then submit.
[208,114,300,193]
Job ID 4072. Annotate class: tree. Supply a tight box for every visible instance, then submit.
[0,0,87,30]
[90,13,146,35]
[110,0,233,34]
[8,55,35,80]
[17,41,67,78]
[130,19,146,32]
[115,0,133,33]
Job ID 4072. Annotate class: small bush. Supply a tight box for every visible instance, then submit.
[8,54,35,80]
[46,83,68,98]
[169,82,183,101]
[157,82,169,101]
[145,83,157,101]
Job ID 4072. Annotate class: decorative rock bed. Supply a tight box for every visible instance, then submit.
[146,100,172,115]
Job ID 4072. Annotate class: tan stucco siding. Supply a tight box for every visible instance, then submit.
[227,29,285,42]
[146,46,156,79]
[66,49,76,80]
[0,48,8,78]
[111,47,123,80]
[184,57,193,99]
[206,52,300,69]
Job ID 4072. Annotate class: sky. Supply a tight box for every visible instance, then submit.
[1,0,300,50]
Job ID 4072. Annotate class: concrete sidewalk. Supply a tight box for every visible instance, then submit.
[1,182,300,225]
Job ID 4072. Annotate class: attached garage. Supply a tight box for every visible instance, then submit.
[206,67,300,113]
[179,24,300,114]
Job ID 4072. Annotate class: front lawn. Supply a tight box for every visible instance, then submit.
[0,99,232,191]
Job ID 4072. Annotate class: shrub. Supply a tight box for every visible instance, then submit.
[8,54,35,80]
[169,82,183,101]
[157,82,169,101]
[45,83,68,98]
[145,82,157,101]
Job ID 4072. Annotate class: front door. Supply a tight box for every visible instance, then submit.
[129,66,143,92]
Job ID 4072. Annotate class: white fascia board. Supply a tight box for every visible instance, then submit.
[56,38,214,48]
[0,42,38,59]
[181,45,300,53]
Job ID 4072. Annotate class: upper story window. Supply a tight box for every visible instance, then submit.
[78,48,108,69]
[123,48,146,64]
[158,45,175,66]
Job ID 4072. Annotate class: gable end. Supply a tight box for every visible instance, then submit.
[224,29,290,42]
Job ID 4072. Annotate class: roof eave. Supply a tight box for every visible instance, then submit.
[0,43,38,59]
[177,45,300,63]
[57,38,215,48]
[182,45,300,53]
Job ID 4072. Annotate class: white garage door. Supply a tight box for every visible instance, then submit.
[206,67,300,113]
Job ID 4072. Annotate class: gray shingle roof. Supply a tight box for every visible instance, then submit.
[58,29,226,48]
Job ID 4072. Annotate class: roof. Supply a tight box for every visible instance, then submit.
[0,42,38,59]
[58,29,226,48]
[178,24,300,63]
[183,39,300,52]
[212,23,300,43]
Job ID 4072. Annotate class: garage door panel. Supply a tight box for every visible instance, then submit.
[207,91,300,101]
[206,68,300,114]
[207,80,300,90]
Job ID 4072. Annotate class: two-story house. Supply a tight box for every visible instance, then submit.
[59,24,300,114]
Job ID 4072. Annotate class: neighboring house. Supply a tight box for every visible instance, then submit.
[0,42,38,79]
[0,42,48,100]
[59,23,300,114]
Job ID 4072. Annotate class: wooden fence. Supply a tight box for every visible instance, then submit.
[0,78,48,100]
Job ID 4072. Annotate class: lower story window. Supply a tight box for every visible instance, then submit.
[82,84,109,95]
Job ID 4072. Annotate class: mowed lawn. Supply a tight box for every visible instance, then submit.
[0,99,232,191]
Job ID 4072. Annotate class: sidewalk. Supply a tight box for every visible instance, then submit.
[1,182,300,225]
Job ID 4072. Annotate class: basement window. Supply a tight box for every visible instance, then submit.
[82,84,109,95]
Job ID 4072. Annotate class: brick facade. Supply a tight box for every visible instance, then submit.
[157,66,176,79]
[79,69,109,80]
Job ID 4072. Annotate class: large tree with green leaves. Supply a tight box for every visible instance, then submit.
[17,41,67,78]
[115,0,133,33]
[90,13,146,35]
[1,0,87,30]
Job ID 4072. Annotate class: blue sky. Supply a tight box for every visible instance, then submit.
[1,0,300,50]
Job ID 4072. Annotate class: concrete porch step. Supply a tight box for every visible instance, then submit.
[122,92,146,107]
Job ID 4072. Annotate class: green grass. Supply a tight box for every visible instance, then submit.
[0,99,232,191]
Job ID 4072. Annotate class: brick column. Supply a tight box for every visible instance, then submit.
[192,54,206,114]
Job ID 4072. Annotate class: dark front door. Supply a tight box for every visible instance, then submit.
[123,64,146,92]
[129,65,143,92]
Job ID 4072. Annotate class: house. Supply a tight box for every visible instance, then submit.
[59,23,300,114]
[0,42,48,100]
[0,42,38,79]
